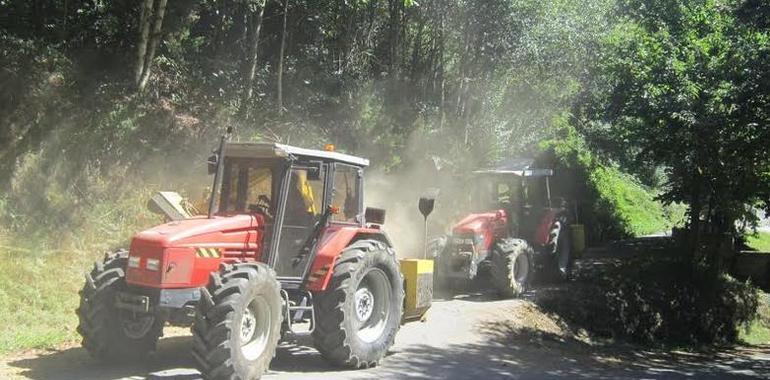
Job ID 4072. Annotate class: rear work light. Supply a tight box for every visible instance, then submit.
[128,256,141,269]
[146,258,160,271]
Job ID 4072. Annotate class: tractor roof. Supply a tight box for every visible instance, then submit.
[473,158,553,177]
[223,142,369,167]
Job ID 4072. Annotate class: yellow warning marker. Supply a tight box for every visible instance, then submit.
[195,247,221,258]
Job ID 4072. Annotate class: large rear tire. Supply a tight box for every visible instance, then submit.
[312,240,404,368]
[490,239,533,298]
[192,262,282,380]
[76,250,164,362]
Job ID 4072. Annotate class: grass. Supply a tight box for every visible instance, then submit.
[590,166,679,236]
[0,189,160,354]
[746,232,770,252]
[740,292,770,345]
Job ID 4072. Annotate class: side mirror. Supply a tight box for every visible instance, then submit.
[207,153,218,175]
[418,188,439,218]
[307,160,324,181]
[418,197,435,218]
[365,207,386,225]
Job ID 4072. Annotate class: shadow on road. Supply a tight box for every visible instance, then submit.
[7,320,770,380]
[6,336,197,380]
[376,322,770,380]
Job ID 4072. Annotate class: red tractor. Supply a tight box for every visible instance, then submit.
[76,137,406,379]
[432,158,572,297]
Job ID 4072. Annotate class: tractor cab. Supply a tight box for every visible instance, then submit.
[470,158,555,240]
[207,142,366,283]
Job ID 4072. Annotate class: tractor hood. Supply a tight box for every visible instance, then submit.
[133,214,259,248]
[451,211,501,235]
[127,214,263,289]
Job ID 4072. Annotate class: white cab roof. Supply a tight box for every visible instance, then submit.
[224,142,369,167]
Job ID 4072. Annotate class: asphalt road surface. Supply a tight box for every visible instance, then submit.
[2,291,769,380]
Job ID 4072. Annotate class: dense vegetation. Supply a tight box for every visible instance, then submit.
[538,256,761,345]
[0,0,767,352]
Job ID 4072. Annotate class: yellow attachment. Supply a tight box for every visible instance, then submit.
[399,258,433,322]
[324,144,335,152]
[570,224,586,258]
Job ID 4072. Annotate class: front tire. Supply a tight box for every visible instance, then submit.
[76,250,164,362]
[192,262,282,380]
[540,220,573,283]
[490,239,533,298]
[312,240,404,368]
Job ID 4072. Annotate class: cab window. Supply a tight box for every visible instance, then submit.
[284,168,324,225]
[331,165,361,222]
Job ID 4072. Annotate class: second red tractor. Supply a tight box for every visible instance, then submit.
[432,158,572,297]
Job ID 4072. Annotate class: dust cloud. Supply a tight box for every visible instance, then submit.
[363,151,472,258]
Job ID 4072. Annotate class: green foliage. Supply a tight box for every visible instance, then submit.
[577,0,770,238]
[538,258,760,345]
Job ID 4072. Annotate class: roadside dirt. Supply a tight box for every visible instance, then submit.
[2,288,769,380]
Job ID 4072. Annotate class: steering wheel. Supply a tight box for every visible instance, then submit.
[248,195,273,219]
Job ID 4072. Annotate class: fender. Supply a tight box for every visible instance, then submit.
[304,223,391,292]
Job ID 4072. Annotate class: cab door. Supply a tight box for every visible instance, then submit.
[272,164,328,279]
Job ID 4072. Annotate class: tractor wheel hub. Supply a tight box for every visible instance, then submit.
[355,287,374,322]
[240,296,272,361]
[120,312,155,339]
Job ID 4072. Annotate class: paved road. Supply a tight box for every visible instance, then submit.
[2,291,770,380]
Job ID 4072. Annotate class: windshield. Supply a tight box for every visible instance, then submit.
[470,174,522,213]
[215,157,280,215]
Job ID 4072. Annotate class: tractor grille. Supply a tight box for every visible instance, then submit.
[446,233,475,271]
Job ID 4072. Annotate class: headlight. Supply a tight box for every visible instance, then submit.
[146,258,160,271]
[128,256,141,269]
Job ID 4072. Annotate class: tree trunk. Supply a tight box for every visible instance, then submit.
[61,0,68,40]
[277,0,289,115]
[241,0,266,113]
[438,11,445,129]
[688,177,704,267]
[135,0,154,86]
[32,0,43,34]
[388,0,401,77]
[137,0,168,92]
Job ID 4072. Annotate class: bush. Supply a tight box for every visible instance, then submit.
[538,258,760,345]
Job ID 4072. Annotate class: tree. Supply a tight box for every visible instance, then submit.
[135,0,168,92]
[577,0,770,265]
[242,0,267,114]
[277,0,289,115]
